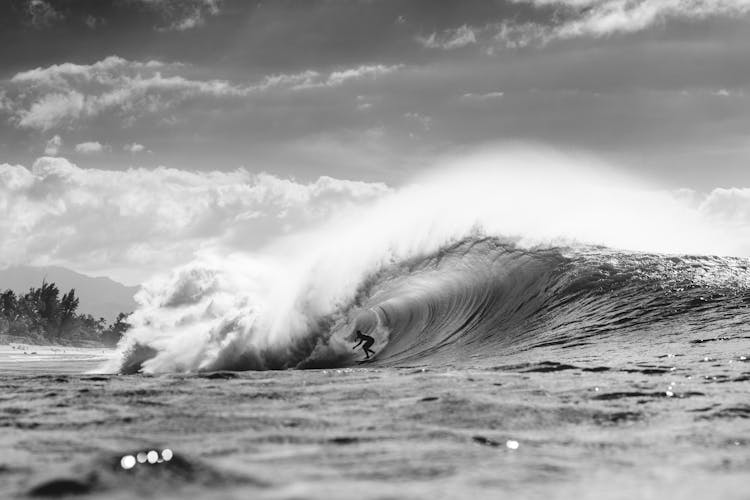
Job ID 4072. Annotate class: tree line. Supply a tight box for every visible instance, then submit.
[0,281,131,346]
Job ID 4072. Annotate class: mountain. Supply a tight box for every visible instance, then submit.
[0,266,139,322]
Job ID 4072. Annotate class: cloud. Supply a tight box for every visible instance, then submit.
[44,135,62,155]
[708,88,744,98]
[257,64,403,92]
[2,56,405,131]
[530,0,750,39]
[132,0,221,31]
[667,186,750,249]
[488,21,553,50]
[699,187,750,225]
[461,91,505,100]
[124,143,146,153]
[417,25,477,50]
[17,92,86,130]
[4,56,245,131]
[404,112,432,131]
[251,70,320,91]
[0,157,391,283]
[424,1,750,53]
[356,95,375,111]
[10,56,164,87]
[26,0,64,28]
[325,65,402,88]
[85,15,106,29]
[75,141,107,154]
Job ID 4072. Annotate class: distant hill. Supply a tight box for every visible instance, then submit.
[0,266,139,322]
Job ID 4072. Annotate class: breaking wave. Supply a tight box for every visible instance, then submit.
[103,148,750,374]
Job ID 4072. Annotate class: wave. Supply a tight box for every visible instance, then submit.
[114,238,750,373]
[104,148,750,374]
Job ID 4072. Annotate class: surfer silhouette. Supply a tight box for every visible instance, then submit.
[352,330,376,359]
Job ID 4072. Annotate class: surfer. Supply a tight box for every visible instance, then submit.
[352,330,376,359]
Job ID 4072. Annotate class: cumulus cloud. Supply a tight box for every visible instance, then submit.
[1,56,404,130]
[356,95,374,111]
[526,0,750,39]
[426,1,750,52]
[10,56,162,87]
[699,187,750,225]
[5,56,244,131]
[44,135,62,155]
[404,112,432,131]
[85,15,105,29]
[133,0,221,31]
[515,0,750,32]
[26,0,64,28]
[256,64,403,92]
[488,21,552,50]
[461,91,505,100]
[0,157,391,283]
[417,25,478,50]
[325,65,402,88]
[669,186,750,250]
[75,141,107,154]
[124,143,146,153]
[15,92,85,130]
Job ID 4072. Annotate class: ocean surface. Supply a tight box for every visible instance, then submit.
[1,241,749,498]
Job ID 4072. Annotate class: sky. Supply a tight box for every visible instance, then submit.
[1,0,750,284]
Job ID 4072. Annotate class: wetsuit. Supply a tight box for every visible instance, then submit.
[354,332,376,358]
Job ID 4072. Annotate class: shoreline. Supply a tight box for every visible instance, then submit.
[0,343,117,374]
[0,334,114,349]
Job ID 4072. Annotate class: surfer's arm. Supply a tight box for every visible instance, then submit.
[352,340,363,349]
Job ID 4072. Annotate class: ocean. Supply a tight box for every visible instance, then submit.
[3,154,750,498]
[2,239,749,499]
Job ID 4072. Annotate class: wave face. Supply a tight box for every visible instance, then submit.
[108,149,750,374]
[361,240,750,367]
